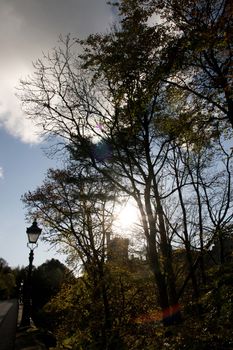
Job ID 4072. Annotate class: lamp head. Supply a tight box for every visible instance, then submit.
[26,220,42,244]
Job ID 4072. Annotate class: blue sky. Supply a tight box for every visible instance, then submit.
[0,129,60,267]
[0,0,114,268]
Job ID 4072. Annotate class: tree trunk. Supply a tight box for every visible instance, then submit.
[153,181,182,324]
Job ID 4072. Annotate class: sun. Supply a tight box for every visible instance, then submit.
[114,200,139,231]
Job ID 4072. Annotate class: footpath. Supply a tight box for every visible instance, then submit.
[15,304,47,350]
[0,300,18,350]
[0,300,56,350]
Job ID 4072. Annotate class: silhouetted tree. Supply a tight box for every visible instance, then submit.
[19,0,233,331]
[31,258,70,326]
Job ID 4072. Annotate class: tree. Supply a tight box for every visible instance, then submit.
[44,260,156,350]
[152,0,233,128]
[19,3,182,325]
[22,164,121,347]
[31,259,70,323]
[19,0,233,330]
[0,258,17,299]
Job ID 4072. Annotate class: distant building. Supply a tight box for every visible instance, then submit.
[107,237,129,262]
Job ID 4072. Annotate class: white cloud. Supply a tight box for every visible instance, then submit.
[0,110,42,144]
[0,63,43,143]
[0,0,114,144]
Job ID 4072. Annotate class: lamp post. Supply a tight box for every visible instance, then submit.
[20,220,42,327]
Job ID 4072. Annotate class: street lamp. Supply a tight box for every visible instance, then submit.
[20,220,42,327]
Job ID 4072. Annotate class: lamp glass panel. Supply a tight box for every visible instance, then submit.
[28,232,40,244]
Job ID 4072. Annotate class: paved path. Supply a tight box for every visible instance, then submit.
[0,299,18,350]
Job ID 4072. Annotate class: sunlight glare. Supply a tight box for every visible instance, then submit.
[114,201,139,231]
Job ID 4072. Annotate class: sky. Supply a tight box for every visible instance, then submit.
[0,0,115,268]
